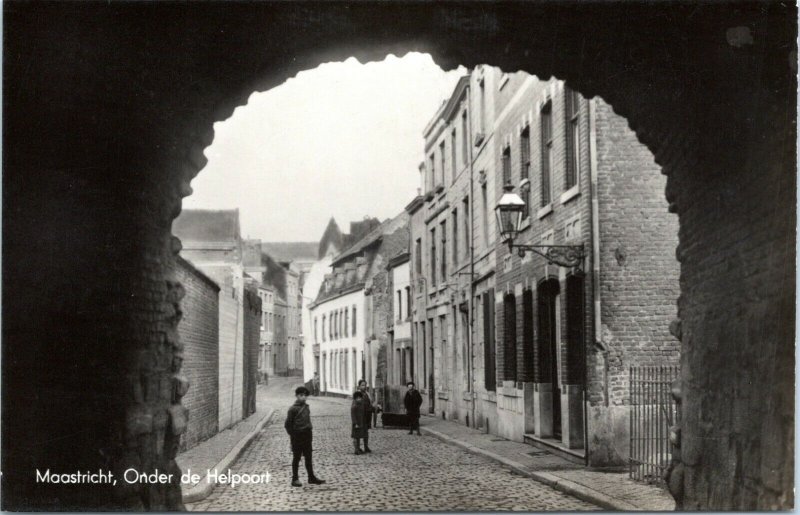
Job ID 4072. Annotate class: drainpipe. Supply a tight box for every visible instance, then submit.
[587,96,604,458]
[466,80,477,429]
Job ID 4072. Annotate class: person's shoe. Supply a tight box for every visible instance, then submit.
[416,431,421,435]
[408,430,413,435]
[308,477,326,485]
[355,449,363,455]
[291,480,302,487]
[364,446,372,453]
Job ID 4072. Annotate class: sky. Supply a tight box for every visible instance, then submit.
[184,53,466,242]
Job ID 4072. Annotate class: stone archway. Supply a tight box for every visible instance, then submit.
[3,2,795,510]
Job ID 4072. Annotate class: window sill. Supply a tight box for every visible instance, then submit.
[537,203,553,220]
[518,217,531,232]
[560,184,580,205]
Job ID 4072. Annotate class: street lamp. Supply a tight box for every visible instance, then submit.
[494,184,586,269]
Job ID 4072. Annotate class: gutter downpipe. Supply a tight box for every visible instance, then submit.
[587,96,603,461]
[466,80,477,430]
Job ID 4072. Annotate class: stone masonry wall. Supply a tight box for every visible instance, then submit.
[172,258,220,452]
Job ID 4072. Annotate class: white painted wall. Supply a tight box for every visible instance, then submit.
[302,256,332,381]
[311,288,365,396]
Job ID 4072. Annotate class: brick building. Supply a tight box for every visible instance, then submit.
[171,256,219,452]
[410,67,680,467]
[410,68,501,426]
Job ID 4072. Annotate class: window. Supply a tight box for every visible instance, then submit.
[521,180,531,219]
[314,317,318,343]
[352,305,357,336]
[405,286,411,319]
[483,289,496,391]
[452,208,458,264]
[439,140,445,186]
[345,309,349,337]
[451,128,458,183]
[481,183,489,248]
[478,78,486,135]
[520,125,531,181]
[461,111,469,163]
[503,293,517,382]
[415,238,422,274]
[430,226,437,287]
[462,197,469,261]
[397,290,403,321]
[565,87,581,190]
[440,219,447,279]
[540,100,553,207]
[429,154,435,192]
[502,144,512,186]
[322,315,326,342]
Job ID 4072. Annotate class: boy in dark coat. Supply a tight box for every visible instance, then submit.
[285,386,326,487]
[351,391,368,454]
[403,381,423,435]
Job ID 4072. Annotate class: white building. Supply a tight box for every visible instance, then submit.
[310,282,366,396]
[387,254,412,386]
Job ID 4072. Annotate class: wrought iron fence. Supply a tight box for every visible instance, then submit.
[629,365,679,484]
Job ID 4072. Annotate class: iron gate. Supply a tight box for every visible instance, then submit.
[629,365,679,484]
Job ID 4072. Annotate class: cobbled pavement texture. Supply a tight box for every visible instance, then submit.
[188,389,599,512]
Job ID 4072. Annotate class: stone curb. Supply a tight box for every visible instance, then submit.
[420,426,641,512]
[182,408,275,504]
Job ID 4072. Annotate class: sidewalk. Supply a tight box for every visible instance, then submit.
[177,377,296,503]
[420,415,675,511]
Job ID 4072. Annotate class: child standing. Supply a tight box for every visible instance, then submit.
[351,391,368,454]
[285,386,326,487]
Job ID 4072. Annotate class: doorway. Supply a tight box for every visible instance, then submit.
[538,279,561,439]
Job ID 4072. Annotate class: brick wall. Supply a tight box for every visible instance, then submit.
[242,285,261,418]
[172,258,220,452]
[594,99,680,407]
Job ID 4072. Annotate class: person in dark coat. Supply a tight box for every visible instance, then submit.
[285,386,326,487]
[356,379,374,451]
[351,391,368,454]
[404,381,423,435]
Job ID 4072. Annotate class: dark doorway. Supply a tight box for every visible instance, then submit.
[429,319,435,414]
[538,279,561,438]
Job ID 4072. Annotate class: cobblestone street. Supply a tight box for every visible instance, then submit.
[188,382,598,511]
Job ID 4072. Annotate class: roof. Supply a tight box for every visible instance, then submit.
[173,209,240,243]
[260,241,318,262]
[332,218,392,266]
[318,218,344,259]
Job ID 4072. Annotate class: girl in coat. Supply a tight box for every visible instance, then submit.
[351,391,368,454]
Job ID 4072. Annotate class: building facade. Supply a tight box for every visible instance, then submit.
[257,285,275,381]
[408,67,680,467]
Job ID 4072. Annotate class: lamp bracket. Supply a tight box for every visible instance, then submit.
[508,242,586,269]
